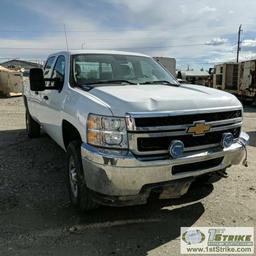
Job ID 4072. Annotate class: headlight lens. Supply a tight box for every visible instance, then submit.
[87,114,128,149]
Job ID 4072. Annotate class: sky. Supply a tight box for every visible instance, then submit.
[0,0,256,70]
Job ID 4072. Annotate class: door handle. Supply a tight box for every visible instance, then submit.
[43,96,48,100]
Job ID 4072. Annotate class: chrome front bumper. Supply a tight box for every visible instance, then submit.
[81,132,249,204]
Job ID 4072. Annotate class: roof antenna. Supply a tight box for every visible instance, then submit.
[63,24,69,51]
[81,42,86,49]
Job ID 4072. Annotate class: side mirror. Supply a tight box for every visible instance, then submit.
[53,77,63,90]
[29,68,45,91]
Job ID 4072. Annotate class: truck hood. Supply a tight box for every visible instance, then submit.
[89,84,242,116]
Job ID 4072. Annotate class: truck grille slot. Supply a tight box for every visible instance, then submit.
[135,110,242,127]
[172,157,224,175]
[127,109,242,156]
[137,128,240,152]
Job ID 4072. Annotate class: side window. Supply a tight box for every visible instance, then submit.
[44,56,55,78]
[51,55,66,89]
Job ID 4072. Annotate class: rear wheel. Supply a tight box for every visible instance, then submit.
[26,111,41,138]
[67,141,98,211]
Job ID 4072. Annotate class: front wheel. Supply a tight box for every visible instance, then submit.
[67,141,98,211]
[26,111,41,138]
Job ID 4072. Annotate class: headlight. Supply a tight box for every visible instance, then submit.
[87,114,128,149]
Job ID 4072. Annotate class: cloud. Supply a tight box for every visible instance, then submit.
[239,40,256,61]
[109,0,156,12]
[1,0,256,70]
[240,51,256,60]
[199,6,216,14]
[205,38,228,46]
[242,39,256,48]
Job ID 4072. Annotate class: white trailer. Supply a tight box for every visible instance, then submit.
[213,60,256,103]
[154,57,176,77]
[213,63,239,93]
[238,60,256,102]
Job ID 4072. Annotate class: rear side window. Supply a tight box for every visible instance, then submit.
[51,55,66,90]
[44,56,55,78]
[52,55,65,81]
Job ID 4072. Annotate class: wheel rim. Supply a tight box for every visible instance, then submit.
[68,156,78,199]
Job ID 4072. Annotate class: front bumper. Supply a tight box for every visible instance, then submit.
[81,132,249,206]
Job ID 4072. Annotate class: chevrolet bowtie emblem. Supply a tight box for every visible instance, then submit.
[187,121,211,136]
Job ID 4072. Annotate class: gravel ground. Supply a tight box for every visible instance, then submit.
[0,96,255,256]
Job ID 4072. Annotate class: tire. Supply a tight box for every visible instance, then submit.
[26,111,41,138]
[67,141,98,211]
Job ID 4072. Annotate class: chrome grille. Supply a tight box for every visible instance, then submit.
[135,110,242,127]
[126,108,242,156]
[137,128,240,152]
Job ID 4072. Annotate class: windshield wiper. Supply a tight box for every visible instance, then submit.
[80,80,137,91]
[85,80,136,85]
[140,80,179,86]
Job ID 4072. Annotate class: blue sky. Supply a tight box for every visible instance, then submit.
[0,0,256,70]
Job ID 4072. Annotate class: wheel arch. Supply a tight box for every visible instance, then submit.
[23,95,29,111]
[62,120,82,150]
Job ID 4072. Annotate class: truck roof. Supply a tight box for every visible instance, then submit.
[48,50,150,58]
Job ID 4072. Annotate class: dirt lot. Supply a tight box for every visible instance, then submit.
[0,97,255,256]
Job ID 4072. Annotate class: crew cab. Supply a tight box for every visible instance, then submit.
[23,50,249,211]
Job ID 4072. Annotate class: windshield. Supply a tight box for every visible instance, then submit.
[72,54,178,87]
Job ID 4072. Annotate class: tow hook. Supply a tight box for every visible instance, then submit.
[239,132,249,168]
[243,158,248,167]
[217,170,228,178]
[239,141,249,167]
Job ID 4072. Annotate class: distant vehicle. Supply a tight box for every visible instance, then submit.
[22,70,30,77]
[177,78,186,83]
[177,70,210,86]
[24,50,249,211]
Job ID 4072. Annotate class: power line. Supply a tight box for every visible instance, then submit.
[0,33,235,42]
[0,47,63,50]
[0,36,235,44]
[0,42,234,51]
[0,24,251,33]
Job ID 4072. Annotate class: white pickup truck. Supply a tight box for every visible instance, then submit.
[24,50,249,211]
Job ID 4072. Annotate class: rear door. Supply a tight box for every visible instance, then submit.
[40,55,66,145]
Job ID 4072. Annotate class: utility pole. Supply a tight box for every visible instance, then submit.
[236,24,242,63]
